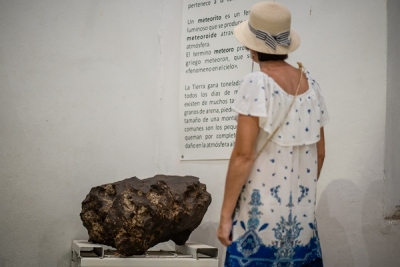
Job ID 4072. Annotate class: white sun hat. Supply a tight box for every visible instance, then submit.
[234,1,300,55]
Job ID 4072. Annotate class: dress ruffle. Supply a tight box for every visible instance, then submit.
[232,71,329,146]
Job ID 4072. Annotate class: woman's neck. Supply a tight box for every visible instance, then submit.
[258,60,288,71]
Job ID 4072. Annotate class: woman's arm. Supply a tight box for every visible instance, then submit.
[316,127,325,179]
[217,114,259,246]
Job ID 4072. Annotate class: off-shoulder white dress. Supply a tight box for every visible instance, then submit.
[225,70,330,267]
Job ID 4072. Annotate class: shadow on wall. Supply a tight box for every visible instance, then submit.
[362,180,400,267]
[189,221,225,267]
[317,179,356,267]
[37,217,86,267]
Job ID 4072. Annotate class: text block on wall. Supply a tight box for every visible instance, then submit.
[179,0,254,160]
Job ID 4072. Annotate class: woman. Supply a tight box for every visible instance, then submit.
[217,2,329,267]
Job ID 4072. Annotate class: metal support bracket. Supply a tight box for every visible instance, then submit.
[175,242,218,260]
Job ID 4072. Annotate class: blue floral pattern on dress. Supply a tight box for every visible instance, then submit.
[272,193,304,262]
[249,189,263,206]
[298,186,309,204]
[270,186,281,204]
[226,193,323,267]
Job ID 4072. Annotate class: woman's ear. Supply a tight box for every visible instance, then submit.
[250,50,259,63]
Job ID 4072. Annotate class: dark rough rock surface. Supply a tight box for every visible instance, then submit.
[80,175,212,256]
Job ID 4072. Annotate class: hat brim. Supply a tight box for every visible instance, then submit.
[234,20,300,55]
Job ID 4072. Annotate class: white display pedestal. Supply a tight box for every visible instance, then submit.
[71,240,218,267]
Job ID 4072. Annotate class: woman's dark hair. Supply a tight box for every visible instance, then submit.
[244,47,288,62]
[257,52,288,62]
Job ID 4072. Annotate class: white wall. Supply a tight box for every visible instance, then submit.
[0,0,399,267]
[0,0,163,266]
[385,0,400,217]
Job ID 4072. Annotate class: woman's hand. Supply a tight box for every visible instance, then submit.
[217,217,233,247]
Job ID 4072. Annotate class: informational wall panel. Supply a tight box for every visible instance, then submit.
[179,0,254,160]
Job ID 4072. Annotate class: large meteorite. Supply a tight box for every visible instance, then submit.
[80,175,211,255]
